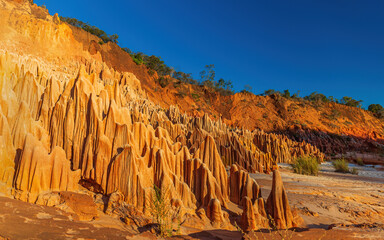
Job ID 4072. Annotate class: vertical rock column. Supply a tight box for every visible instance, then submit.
[266,170,302,229]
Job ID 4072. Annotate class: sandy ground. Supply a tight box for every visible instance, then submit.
[0,162,383,239]
[0,195,139,240]
[270,162,384,227]
[246,162,384,239]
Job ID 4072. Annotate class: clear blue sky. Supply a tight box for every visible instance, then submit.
[36,0,384,108]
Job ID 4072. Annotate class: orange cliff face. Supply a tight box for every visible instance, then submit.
[217,93,384,157]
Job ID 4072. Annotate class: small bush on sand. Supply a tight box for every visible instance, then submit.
[149,184,180,237]
[356,158,364,166]
[351,167,359,175]
[291,156,320,176]
[150,185,172,237]
[332,159,349,173]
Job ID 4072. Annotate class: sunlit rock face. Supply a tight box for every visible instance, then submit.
[0,50,306,229]
[0,0,314,230]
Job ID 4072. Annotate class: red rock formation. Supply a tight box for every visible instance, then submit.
[0,46,311,231]
[266,170,302,229]
[0,47,310,230]
[58,191,99,221]
[240,196,269,231]
[206,198,224,228]
[13,134,80,203]
[229,164,260,205]
[0,1,318,230]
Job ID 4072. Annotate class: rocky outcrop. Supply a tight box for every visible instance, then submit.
[266,170,302,229]
[13,134,80,203]
[58,191,99,221]
[0,45,311,229]
[206,198,225,228]
[35,191,99,221]
[253,130,324,164]
[229,164,260,205]
[241,196,269,231]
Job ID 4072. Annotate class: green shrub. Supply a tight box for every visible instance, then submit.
[173,71,195,84]
[132,57,143,65]
[332,159,349,173]
[191,93,200,101]
[340,96,362,108]
[173,80,182,88]
[256,102,266,108]
[60,17,119,43]
[200,65,234,96]
[291,156,320,176]
[351,168,359,175]
[150,185,173,237]
[129,52,144,65]
[304,92,330,103]
[262,89,279,96]
[147,69,155,76]
[368,104,384,119]
[157,76,169,88]
[356,158,364,166]
[175,91,187,98]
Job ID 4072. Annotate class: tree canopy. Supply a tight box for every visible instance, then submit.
[304,92,330,103]
[199,65,233,96]
[60,17,119,44]
[368,104,384,118]
[340,96,363,108]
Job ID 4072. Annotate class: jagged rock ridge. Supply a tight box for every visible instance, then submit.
[0,50,309,230]
[0,0,318,231]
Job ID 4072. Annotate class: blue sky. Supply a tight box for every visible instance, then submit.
[36,0,384,108]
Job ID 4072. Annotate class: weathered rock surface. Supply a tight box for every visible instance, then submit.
[229,164,260,205]
[206,198,225,228]
[57,191,99,221]
[13,134,80,203]
[0,0,311,231]
[266,170,302,229]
